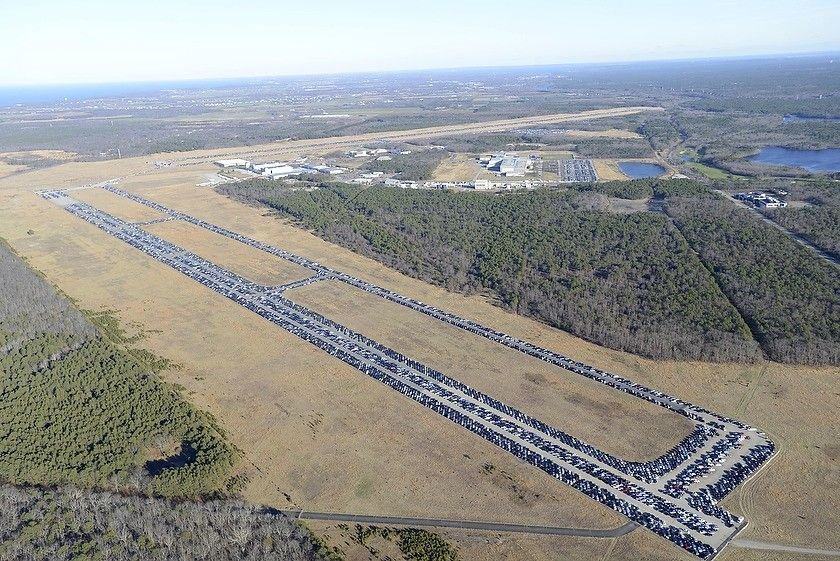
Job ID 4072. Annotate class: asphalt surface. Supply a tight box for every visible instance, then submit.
[278,510,639,538]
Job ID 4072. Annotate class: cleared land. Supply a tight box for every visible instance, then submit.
[431,153,480,181]
[166,106,662,165]
[71,186,169,223]
[562,129,642,139]
[144,219,312,286]
[592,159,629,180]
[106,174,838,551]
[0,178,626,531]
[286,279,694,462]
[0,161,26,178]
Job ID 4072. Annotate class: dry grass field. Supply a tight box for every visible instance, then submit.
[0,150,79,179]
[0,113,837,559]
[287,279,694,462]
[431,153,480,181]
[0,170,627,534]
[562,129,642,139]
[109,171,839,557]
[537,150,576,160]
[592,159,630,180]
[144,219,312,286]
[0,161,27,179]
[604,197,651,213]
[71,186,170,223]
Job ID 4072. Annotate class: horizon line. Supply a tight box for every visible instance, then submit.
[1,49,838,91]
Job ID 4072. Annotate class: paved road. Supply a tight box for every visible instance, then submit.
[731,539,840,557]
[715,190,840,270]
[278,510,638,538]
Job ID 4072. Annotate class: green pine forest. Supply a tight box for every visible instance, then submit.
[220,178,839,365]
[0,238,239,496]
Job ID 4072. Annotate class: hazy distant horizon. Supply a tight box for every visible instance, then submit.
[1,50,837,107]
[2,0,838,88]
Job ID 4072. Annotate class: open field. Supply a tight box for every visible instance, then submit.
[431,152,479,181]
[562,129,642,139]
[592,159,629,180]
[286,279,694,462]
[0,149,78,161]
[0,161,26,178]
[71,186,170,223]
[144,219,313,286]
[603,197,651,213]
[162,106,663,165]
[0,173,627,532]
[0,110,837,558]
[537,150,576,160]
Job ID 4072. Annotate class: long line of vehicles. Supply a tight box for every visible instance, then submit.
[41,186,777,559]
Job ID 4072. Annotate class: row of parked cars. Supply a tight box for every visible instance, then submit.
[664,432,746,499]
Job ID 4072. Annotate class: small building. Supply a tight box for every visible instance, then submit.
[474,179,494,190]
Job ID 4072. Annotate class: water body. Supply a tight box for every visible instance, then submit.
[618,162,666,179]
[749,146,840,172]
[782,114,840,124]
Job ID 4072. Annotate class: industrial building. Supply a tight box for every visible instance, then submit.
[479,153,531,177]
[215,159,251,168]
[735,192,788,208]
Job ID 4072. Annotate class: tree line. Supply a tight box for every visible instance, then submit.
[0,484,330,561]
[666,196,840,365]
[220,181,762,362]
[0,238,240,497]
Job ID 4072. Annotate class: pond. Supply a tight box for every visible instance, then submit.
[749,146,840,173]
[618,162,666,179]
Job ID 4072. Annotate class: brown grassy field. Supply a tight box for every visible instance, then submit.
[562,129,641,139]
[287,279,694,462]
[144,219,312,286]
[0,161,26,179]
[71,186,170,223]
[604,197,651,213]
[592,159,630,180]
[0,115,837,559]
[110,171,840,555]
[537,150,576,160]
[0,173,627,533]
[431,153,479,181]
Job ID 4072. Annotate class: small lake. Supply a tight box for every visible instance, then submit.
[749,146,840,173]
[618,162,666,179]
[782,114,840,124]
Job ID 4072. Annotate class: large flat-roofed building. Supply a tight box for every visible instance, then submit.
[499,158,527,176]
[252,162,285,173]
[215,158,250,168]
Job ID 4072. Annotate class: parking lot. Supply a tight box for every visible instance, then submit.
[557,159,598,182]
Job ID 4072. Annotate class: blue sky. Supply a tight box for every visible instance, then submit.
[1,0,838,85]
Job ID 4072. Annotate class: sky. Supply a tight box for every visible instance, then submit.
[1,0,839,86]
